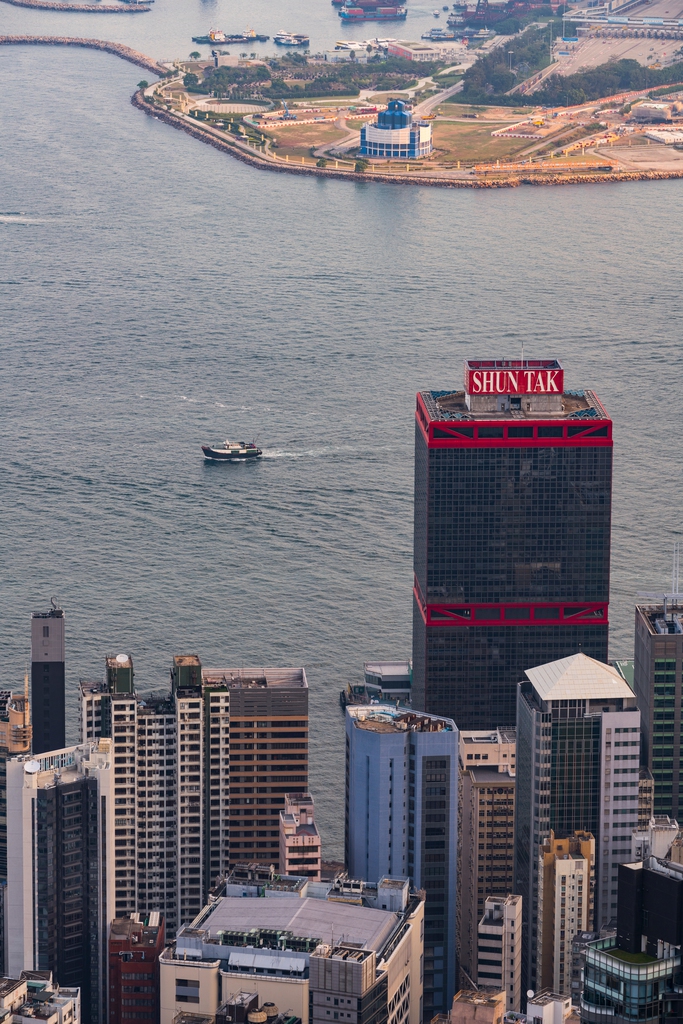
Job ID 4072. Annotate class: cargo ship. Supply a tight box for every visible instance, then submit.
[192,28,269,44]
[273,31,310,45]
[339,5,407,19]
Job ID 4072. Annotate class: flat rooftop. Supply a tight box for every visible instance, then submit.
[348,705,455,733]
[468,765,515,783]
[636,602,683,636]
[202,668,307,689]
[420,388,607,422]
[196,896,399,953]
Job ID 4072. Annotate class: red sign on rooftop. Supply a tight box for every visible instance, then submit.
[464,359,563,396]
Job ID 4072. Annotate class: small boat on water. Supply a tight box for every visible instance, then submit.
[202,440,263,461]
[274,31,310,46]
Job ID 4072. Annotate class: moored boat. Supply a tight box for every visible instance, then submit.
[274,31,310,45]
[202,440,263,461]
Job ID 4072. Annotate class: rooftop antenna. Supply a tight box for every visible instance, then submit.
[673,541,680,597]
[637,542,683,614]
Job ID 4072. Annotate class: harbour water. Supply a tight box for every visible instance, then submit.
[1,14,683,856]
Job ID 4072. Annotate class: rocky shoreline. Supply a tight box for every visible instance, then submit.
[0,37,164,73]
[1,0,149,12]
[132,93,683,190]
[3,35,683,190]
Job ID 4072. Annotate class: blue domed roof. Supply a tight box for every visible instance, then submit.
[377,98,412,129]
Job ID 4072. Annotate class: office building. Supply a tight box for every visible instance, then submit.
[279,793,321,880]
[31,602,66,754]
[449,989,505,1024]
[537,831,594,997]
[458,730,515,991]
[359,100,432,159]
[345,705,458,1015]
[631,816,679,861]
[159,874,424,1024]
[108,913,165,1024]
[514,653,640,994]
[6,742,115,1024]
[475,895,522,1012]
[0,972,81,1024]
[581,857,683,1023]
[200,665,308,873]
[633,599,683,819]
[412,359,612,730]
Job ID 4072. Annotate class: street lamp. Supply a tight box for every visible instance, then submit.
[508,50,514,71]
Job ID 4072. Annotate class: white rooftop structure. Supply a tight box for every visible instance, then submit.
[525,653,633,702]
[191,895,399,952]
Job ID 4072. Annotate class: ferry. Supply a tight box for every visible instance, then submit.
[274,31,310,45]
[201,440,263,461]
[192,29,269,44]
[339,5,407,20]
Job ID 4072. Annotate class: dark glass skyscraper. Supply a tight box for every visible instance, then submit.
[31,602,66,754]
[412,359,612,730]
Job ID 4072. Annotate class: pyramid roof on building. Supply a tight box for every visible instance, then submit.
[525,653,633,702]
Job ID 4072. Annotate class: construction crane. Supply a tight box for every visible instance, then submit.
[281,100,297,121]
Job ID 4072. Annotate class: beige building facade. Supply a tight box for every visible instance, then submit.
[160,877,423,1024]
[279,793,321,879]
[537,831,595,997]
[458,730,515,990]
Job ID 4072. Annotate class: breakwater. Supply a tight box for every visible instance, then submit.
[0,37,163,73]
[131,92,683,190]
[0,0,149,12]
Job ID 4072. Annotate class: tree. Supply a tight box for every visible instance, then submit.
[183,72,199,88]
[316,157,328,167]
[137,80,149,89]
[189,51,201,59]
[355,158,369,172]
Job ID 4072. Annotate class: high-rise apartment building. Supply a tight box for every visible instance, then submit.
[345,704,458,1016]
[31,603,66,754]
[108,912,165,1024]
[6,742,115,1024]
[476,895,522,1012]
[458,730,516,991]
[81,655,307,931]
[633,599,683,819]
[279,793,321,879]
[536,830,594,997]
[412,359,612,730]
[0,686,32,883]
[80,656,180,925]
[514,653,640,994]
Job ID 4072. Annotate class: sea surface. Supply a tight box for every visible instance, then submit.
[1,2,683,857]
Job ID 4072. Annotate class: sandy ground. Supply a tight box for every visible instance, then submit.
[554,35,680,75]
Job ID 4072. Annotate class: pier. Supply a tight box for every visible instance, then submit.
[0,36,164,72]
